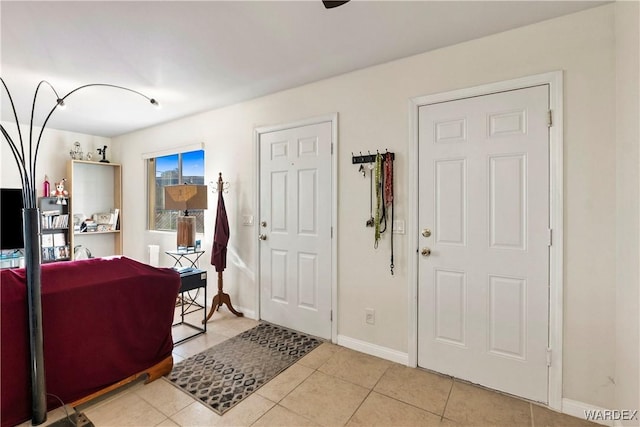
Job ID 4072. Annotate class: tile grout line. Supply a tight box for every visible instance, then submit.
[342,363,390,427]
[439,378,455,422]
[247,397,278,427]
[374,390,447,420]
[344,389,374,426]
[530,402,535,427]
[263,346,338,424]
[290,344,380,426]
[266,363,316,405]
[136,377,199,420]
[323,359,454,421]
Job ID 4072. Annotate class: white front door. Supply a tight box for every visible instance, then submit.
[258,120,333,339]
[418,86,550,402]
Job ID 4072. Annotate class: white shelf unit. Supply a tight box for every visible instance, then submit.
[67,160,122,259]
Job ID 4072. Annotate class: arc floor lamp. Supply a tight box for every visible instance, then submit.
[1,78,159,425]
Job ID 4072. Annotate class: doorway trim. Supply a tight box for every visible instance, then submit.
[254,113,339,343]
[407,71,563,410]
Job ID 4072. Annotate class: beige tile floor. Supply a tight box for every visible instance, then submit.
[28,309,596,427]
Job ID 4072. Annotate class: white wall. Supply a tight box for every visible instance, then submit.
[1,2,635,415]
[615,1,640,422]
[0,122,111,195]
[110,3,634,412]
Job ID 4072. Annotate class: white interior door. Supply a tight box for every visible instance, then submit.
[417,86,550,402]
[259,121,333,339]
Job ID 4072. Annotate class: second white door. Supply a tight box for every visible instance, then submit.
[259,120,333,339]
[418,85,550,402]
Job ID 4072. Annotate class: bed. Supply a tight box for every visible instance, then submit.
[1,256,180,427]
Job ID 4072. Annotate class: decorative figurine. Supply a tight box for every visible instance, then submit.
[52,178,69,205]
[70,141,83,160]
[97,145,109,163]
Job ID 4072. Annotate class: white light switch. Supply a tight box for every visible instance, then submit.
[242,215,254,226]
[392,220,405,234]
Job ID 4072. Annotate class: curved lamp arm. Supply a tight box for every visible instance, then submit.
[1,78,159,207]
[32,83,159,206]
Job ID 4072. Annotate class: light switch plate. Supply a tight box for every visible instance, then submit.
[392,220,405,234]
[242,215,254,226]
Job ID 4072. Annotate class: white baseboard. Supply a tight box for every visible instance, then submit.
[234,306,256,320]
[562,398,613,426]
[336,335,409,365]
[201,303,256,321]
[216,304,256,320]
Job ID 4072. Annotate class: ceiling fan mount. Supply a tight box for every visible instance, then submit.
[322,1,350,9]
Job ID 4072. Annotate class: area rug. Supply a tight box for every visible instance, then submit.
[166,323,322,414]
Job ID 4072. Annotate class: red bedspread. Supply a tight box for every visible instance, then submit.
[1,256,180,427]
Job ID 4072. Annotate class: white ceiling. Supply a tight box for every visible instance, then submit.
[1,0,606,138]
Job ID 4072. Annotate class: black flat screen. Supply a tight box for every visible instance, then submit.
[0,188,24,250]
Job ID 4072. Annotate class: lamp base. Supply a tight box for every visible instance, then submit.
[176,216,196,249]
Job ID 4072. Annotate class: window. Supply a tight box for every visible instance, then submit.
[148,149,205,232]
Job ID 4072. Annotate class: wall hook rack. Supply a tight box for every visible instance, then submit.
[351,151,395,164]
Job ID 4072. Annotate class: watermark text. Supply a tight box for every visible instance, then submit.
[584,409,638,422]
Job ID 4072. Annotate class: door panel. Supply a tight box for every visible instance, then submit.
[434,269,466,346]
[489,155,526,249]
[435,159,467,246]
[418,86,550,403]
[259,121,332,339]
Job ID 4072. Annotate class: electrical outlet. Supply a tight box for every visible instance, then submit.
[365,308,375,325]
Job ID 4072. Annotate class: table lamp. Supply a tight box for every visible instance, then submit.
[164,184,208,249]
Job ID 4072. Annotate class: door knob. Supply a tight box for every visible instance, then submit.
[258,234,267,241]
[422,228,431,238]
[421,247,431,257]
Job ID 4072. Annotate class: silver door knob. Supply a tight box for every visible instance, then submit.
[258,234,267,241]
[421,247,431,257]
[422,228,432,238]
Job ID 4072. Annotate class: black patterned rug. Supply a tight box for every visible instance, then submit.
[166,323,322,414]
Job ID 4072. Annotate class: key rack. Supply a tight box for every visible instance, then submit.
[351,151,395,164]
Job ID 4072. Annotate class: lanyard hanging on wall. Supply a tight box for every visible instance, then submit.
[384,152,394,275]
[352,151,396,275]
[374,153,383,248]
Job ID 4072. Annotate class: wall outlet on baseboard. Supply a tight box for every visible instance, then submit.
[365,308,375,325]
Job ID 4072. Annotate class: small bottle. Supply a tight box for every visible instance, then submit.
[43,175,50,197]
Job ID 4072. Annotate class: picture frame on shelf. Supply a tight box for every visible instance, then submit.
[94,212,112,224]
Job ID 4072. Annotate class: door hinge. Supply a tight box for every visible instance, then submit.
[547,110,553,127]
[331,227,333,238]
[330,310,333,321]
[331,143,334,155]
[546,348,552,367]
[548,229,553,246]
